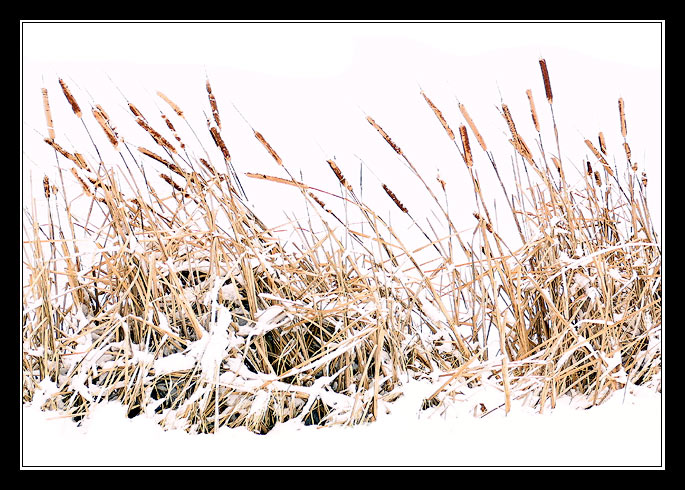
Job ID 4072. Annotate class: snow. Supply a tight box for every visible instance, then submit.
[21,379,662,468]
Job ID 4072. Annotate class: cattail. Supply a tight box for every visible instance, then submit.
[459,103,487,152]
[162,114,185,149]
[551,156,563,174]
[209,126,231,162]
[539,58,553,104]
[43,176,51,199]
[206,78,221,129]
[245,172,306,189]
[326,159,353,192]
[382,183,408,214]
[73,153,88,171]
[92,107,119,149]
[598,132,607,155]
[584,139,613,176]
[254,131,282,166]
[501,104,518,139]
[459,125,473,167]
[128,102,145,120]
[41,88,55,141]
[44,138,88,170]
[641,172,648,187]
[421,91,454,141]
[594,170,602,187]
[136,117,177,154]
[367,116,402,155]
[157,91,184,118]
[70,167,93,196]
[160,173,185,194]
[199,157,217,176]
[586,161,593,176]
[138,146,184,176]
[619,98,627,138]
[308,191,331,214]
[58,78,82,118]
[525,89,540,132]
[624,142,632,164]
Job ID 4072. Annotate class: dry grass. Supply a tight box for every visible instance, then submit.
[22,59,661,435]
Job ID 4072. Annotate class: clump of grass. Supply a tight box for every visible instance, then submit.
[22,59,660,435]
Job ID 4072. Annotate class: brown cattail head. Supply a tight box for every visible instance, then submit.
[367,116,402,155]
[138,147,184,176]
[92,107,119,150]
[459,103,487,152]
[525,89,540,132]
[209,126,231,162]
[136,117,177,154]
[326,159,353,192]
[162,114,186,149]
[308,191,331,214]
[539,58,553,104]
[624,142,632,164]
[160,174,190,199]
[254,131,282,166]
[584,139,614,176]
[501,104,518,138]
[641,171,648,187]
[70,168,93,198]
[43,176,51,199]
[157,91,184,118]
[245,172,306,189]
[382,183,408,214]
[128,103,145,120]
[598,132,607,155]
[586,161,593,176]
[619,98,627,138]
[594,170,602,187]
[421,91,455,141]
[58,78,82,118]
[41,88,56,141]
[459,125,473,167]
[206,79,221,129]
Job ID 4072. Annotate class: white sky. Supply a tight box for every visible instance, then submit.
[21,21,663,249]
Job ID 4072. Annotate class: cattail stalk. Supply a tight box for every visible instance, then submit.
[459,103,487,152]
[366,116,402,155]
[459,125,473,167]
[539,58,553,104]
[92,107,119,149]
[157,91,184,118]
[58,78,82,118]
[421,91,455,141]
[382,183,408,214]
[41,88,56,141]
[254,131,282,166]
[206,78,221,129]
[327,159,353,192]
[525,89,540,132]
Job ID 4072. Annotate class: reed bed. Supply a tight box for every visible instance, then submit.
[22,60,661,435]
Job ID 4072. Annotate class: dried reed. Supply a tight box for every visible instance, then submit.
[23,61,661,437]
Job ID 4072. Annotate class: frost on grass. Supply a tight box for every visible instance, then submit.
[22,60,661,435]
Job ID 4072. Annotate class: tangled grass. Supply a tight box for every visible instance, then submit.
[22,59,661,435]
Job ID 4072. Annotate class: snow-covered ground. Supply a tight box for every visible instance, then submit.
[22,379,661,468]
